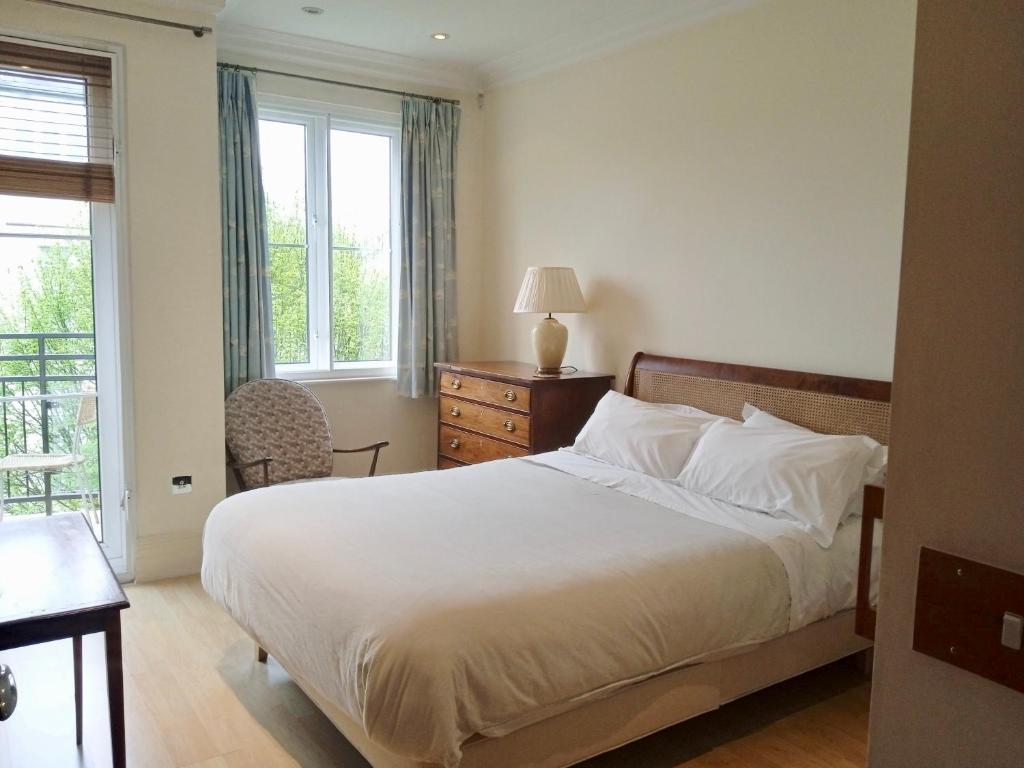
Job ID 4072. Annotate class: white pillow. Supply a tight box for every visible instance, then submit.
[677,420,877,547]
[745,405,888,483]
[573,391,722,479]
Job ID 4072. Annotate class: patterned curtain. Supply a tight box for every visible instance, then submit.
[397,98,460,398]
[219,67,274,396]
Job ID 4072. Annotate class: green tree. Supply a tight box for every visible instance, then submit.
[266,200,391,366]
[266,201,309,364]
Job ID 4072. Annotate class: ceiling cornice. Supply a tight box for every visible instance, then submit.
[135,0,225,15]
[478,0,763,89]
[216,24,481,93]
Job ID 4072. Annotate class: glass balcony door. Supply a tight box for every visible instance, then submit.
[0,194,127,574]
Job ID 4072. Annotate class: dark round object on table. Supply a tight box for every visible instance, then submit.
[0,664,17,721]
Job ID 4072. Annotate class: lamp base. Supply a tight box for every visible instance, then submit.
[531,316,568,376]
[533,367,564,378]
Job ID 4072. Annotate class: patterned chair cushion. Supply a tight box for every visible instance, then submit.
[225,379,334,489]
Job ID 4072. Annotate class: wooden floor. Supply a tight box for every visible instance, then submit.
[0,576,871,768]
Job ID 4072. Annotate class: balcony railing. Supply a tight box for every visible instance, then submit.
[0,332,100,516]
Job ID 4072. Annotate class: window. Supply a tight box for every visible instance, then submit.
[0,39,115,201]
[258,100,399,378]
[0,39,129,576]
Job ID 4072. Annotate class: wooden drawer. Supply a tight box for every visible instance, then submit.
[439,396,531,447]
[439,371,531,413]
[438,424,529,465]
[437,456,466,470]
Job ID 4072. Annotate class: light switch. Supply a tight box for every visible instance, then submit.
[1002,612,1023,651]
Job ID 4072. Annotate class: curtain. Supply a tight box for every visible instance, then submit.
[219,67,274,396]
[397,98,460,398]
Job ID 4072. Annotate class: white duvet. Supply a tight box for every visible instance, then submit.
[202,452,873,767]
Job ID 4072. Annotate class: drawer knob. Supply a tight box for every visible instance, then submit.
[449,438,460,450]
[450,405,461,417]
[451,378,461,390]
[504,419,515,432]
[504,389,517,402]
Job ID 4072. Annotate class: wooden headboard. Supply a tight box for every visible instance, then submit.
[624,352,892,444]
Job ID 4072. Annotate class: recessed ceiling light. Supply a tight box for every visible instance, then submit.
[432,32,449,41]
[302,6,324,15]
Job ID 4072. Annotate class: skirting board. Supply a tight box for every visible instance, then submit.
[134,529,204,582]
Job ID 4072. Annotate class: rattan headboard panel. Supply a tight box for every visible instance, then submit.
[628,354,891,444]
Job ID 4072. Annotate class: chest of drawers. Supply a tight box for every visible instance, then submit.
[434,361,613,468]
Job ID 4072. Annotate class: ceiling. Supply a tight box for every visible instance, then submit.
[217,0,758,89]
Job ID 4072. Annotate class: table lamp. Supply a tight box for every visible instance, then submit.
[513,266,586,376]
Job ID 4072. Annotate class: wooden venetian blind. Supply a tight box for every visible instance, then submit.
[0,40,115,203]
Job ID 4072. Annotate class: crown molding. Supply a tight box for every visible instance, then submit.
[479,0,763,89]
[135,0,225,15]
[216,24,481,93]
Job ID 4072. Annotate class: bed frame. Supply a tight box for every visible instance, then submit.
[271,352,892,768]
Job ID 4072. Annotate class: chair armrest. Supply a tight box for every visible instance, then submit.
[332,441,390,454]
[332,441,389,477]
[227,457,272,489]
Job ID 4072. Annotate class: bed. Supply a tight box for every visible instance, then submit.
[202,352,890,768]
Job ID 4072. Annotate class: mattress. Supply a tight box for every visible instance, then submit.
[201,452,872,767]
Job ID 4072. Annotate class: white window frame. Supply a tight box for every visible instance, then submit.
[258,96,401,381]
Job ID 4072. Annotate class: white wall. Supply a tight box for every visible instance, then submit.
[480,0,917,387]
[215,56,486,480]
[0,0,227,581]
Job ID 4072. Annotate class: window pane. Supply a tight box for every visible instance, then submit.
[0,194,90,237]
[330,129,392,365]
[332,248,390,363]
[258,119,307,245]
[268,245,309,365]
[0,236,94,335]
[330,129,390,252]
[0,69,88,162]
[0,197,100,523]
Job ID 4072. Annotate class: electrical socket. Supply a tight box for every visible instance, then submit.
[171,475,192,495]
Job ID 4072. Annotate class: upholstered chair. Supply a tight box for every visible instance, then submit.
[224,378,388,491]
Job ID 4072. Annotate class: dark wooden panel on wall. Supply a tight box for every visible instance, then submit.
[913,547,1024,693]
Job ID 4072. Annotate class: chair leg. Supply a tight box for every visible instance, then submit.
[256,644,268,664]
[81,485,95,528]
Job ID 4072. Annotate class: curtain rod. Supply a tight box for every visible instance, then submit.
[217,62,461,106]
[25,0,212,37]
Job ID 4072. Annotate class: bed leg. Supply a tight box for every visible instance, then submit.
[256,644,268,664]
[852,648,873,676]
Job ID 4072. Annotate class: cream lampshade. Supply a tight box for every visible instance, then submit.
[513,266,586,376]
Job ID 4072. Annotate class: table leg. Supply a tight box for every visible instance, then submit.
[72,635,83,746]
[105,614,126,768]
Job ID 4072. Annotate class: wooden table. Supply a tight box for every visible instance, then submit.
[0,513,129,767]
